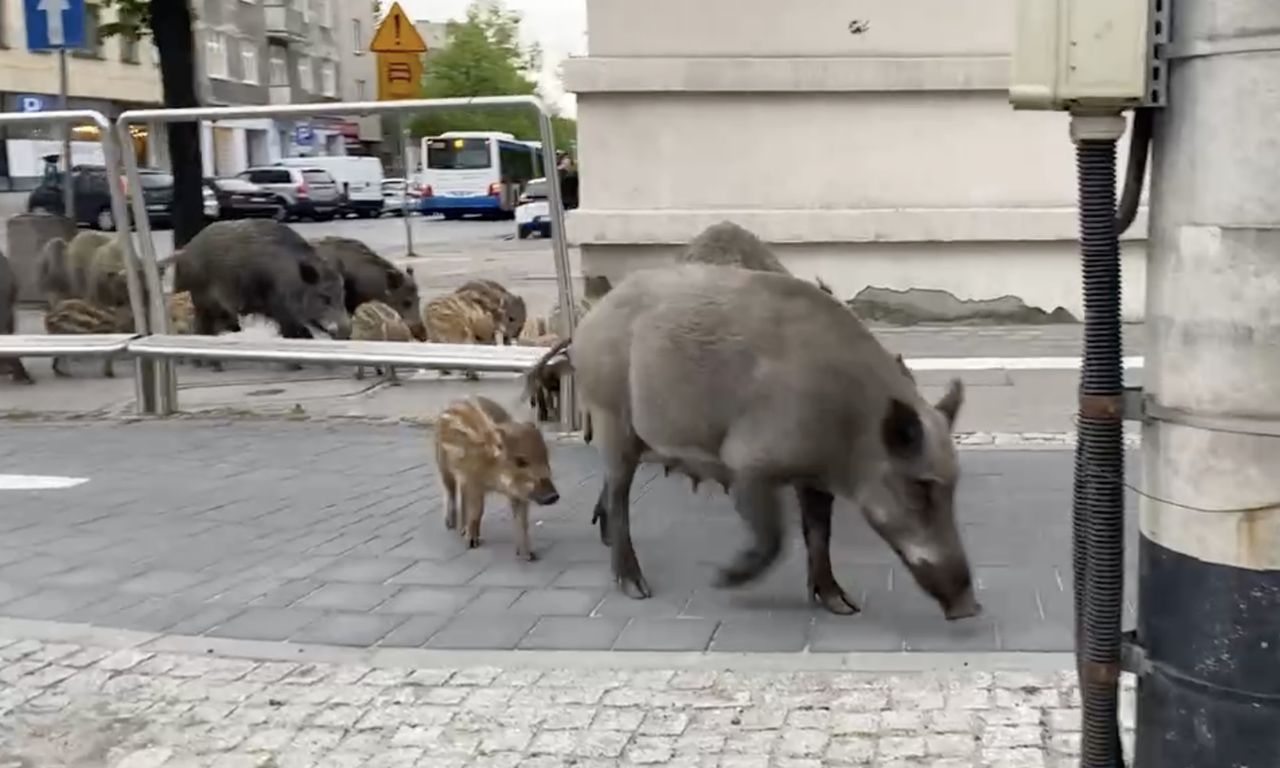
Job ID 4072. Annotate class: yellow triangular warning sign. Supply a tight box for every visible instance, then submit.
[369,2,427,54]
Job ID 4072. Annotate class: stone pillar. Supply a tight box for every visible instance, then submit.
[562,0,1150,320]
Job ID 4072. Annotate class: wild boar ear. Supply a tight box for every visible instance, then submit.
[405,265,415,277]
[385,270,405,290]
[881,397,924,460]
[935,378,964,429]
[298,262,320,285]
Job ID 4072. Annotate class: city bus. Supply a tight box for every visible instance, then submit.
[417,131,544,219]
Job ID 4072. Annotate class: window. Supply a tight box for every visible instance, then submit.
[206,31,229,79]
[317,0,332,27]
[268,49,289,87]
[321,60,337,97]
[427,138,493,170]
[241,45,259,84]
[353,19,363,54]
[355,79,367,100]
[74,4,103,59]
[296,55,312,92]
[120,33,139,64]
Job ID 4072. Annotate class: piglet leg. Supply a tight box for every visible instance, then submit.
[797,485,860,615]
[511,499,537,561]
[462,481,486,548]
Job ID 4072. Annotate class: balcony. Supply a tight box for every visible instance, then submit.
[269,85,293,105]
[264,2,305,42]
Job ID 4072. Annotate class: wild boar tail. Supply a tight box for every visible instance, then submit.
[520,335,574,406]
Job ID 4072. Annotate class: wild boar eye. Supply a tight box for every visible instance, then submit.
[514,457,529,469]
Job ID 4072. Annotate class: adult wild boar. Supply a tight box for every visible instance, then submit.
[678,219,837,297]
[310,236,425,339]
[525,263,979,620]
[174,220,351,340]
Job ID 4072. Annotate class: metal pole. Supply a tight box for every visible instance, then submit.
[1133,0,1280,763]
[536,112,578,433]
[59,50,74,218]
[400,126,415,256]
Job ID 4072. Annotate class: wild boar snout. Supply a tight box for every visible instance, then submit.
[531,480,559,506]
[903,553,981,621]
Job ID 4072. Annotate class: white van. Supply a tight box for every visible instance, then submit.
[276,155,385,219]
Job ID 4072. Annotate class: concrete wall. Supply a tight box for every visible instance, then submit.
[562,0,1150,321]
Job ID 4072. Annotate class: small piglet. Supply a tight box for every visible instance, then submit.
[434,395,560,561]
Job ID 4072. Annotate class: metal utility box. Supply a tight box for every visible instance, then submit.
[1009,0,1162,111]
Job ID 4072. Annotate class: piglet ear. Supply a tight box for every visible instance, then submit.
[385,270,405,290]
[881,398,924,459]
[935,378,964,429]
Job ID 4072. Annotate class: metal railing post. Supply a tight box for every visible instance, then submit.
[536,112,580,433]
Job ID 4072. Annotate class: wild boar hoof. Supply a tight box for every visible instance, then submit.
[811,582,860,616]
[715,549,777,589]
[614,554,652,600]
[466,535,481,549]
[520,549,539,562]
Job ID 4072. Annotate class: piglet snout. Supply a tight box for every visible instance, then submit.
[531,482,560,506]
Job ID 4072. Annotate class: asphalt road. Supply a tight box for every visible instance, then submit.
[0,421,1140,654]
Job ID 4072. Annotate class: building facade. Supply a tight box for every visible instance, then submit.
[562,0,1149,321]
[190,0,381,178]
[0,0,165,190]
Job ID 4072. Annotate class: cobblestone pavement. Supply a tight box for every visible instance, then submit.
[0,629,1135,767]
[0,421,1139,654]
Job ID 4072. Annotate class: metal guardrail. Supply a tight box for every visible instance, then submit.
[115,96,579,431]
[127,335,553,371]
[0,334,138,356]
[0,110,153,409]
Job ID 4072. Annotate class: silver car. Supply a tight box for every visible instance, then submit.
[237,165,342,222]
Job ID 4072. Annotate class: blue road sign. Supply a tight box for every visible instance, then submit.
[294,124,315,145]
[24,0,87,52]
[18,94,47,113]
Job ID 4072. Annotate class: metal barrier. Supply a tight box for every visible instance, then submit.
[125,336,553,371]
[115,96,578,431]
[0,110,153,409]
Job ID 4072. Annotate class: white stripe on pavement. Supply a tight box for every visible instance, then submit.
[904,355,1144,371]
[0,474,89,490]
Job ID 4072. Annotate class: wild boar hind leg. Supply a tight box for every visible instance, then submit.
[797,485,860,615]
[594,410,651,599]
[714,475,786,589]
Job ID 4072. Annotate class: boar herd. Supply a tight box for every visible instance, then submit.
[0,216,981,623]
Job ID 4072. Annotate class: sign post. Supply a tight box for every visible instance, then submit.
[370,1,428,257]
[25,0,87,219]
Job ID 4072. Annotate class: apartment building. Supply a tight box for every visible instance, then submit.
[192,0,380,177]
[0,0,165,189]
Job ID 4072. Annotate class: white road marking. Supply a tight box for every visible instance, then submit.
[0,474,89,490]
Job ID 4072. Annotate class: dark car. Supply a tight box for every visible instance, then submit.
[27,163,173,231]
[203,177,285,222]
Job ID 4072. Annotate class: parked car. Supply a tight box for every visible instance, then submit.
[235,165,341,222]
[514,177,552,239]
[380,178,422,216]
[27,164,174,231]
[203,177,285,221]
[277,156,386,219]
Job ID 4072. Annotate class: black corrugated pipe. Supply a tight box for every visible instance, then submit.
[1070,111,1137,768]
[1115,108,1154,236]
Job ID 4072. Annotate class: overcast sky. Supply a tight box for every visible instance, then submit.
[398,0,588,117]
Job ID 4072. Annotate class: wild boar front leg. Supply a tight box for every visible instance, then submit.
[714,475,785,588]
[797,485,860,615]
[437,451,459,531]
[590,484,610,546]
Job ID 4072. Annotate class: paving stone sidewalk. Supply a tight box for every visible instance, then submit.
[0,633,1135,768]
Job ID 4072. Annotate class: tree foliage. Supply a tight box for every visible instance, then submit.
[409,0,576,152]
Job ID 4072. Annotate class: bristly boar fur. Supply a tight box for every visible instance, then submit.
[680,219,837,297]
[310,236,426,340]
[1,250,33,384]
[36,237,74,306]
[455,279,527,344]
[44,298,134,378]
[351,299,415,383]
[167,291,196,335]
[434,395,561,561]
[522,264,978,622]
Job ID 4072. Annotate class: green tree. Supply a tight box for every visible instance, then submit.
[99,0,206,248]
[409,0,576,152]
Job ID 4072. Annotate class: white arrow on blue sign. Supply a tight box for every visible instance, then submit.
[24,0,86,52]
